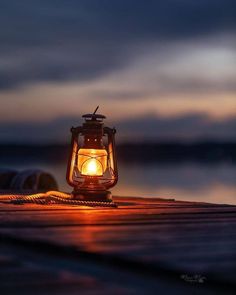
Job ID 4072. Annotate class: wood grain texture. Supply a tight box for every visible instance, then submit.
[0,196,236,294]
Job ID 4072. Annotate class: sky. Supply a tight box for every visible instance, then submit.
[0,0,235,143]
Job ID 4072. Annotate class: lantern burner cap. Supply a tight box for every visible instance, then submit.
[82,106,106,121]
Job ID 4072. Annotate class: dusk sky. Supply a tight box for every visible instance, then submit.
[0,0,235,143]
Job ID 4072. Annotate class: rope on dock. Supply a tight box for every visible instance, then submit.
[0,191,117,208]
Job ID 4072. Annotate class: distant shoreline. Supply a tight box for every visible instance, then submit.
[0,142,235,164]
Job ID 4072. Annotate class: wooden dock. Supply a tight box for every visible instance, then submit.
[0,196,236,294]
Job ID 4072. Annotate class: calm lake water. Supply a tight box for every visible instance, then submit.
[3,160,236,205]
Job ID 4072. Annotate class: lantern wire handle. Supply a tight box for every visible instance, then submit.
[93,106,99,115]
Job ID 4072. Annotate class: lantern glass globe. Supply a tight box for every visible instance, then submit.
[77,148,108,176]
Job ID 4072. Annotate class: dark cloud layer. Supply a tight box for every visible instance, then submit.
[116,114,236,141]
[0,0,236,89]
[0,113,235,143]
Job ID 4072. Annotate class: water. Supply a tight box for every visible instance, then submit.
[3,160,236,205]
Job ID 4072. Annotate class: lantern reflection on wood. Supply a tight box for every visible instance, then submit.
[66,107,118,202]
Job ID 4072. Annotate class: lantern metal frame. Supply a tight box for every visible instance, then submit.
[66,110,118,202]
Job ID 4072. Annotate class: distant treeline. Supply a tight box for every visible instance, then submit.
[117,142,236,163]
[0,142,235,164]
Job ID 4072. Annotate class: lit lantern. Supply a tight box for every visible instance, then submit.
[66,107,118,202]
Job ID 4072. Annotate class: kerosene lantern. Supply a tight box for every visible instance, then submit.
[66,107,118,202]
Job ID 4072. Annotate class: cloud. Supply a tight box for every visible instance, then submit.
[116,113,236,141]
[87,42,236,100]
[0,0,236,89]
[0,113,235,143]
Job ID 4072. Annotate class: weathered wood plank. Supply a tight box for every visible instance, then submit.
[0,196,236,294]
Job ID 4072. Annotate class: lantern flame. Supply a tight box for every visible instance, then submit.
[82,158,102,176]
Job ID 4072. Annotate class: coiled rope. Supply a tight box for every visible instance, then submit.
[0,191,117,207]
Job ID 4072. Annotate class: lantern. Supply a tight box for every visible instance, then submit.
[66,107,118,202]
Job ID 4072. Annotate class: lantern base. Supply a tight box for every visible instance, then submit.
[71,190,113,202]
